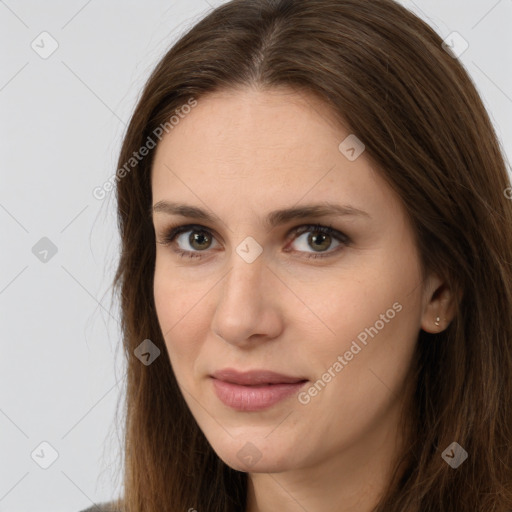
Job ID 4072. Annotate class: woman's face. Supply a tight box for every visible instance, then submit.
[151,87,442,474]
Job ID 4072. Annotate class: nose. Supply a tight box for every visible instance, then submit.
[211,248,284,347]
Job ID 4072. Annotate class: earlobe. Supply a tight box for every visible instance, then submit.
[420,275,460,333]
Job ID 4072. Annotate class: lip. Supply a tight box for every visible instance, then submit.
[210,368,308,411]
[211,368,307,386]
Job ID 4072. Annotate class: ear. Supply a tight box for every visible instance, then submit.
[420,273,460,333]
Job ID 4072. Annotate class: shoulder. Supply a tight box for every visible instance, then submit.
[78,501,122,512]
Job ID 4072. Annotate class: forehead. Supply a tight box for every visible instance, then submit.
[153,86,346,173]
[150,87,403,225]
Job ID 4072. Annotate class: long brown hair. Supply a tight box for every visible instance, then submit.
[110,0,512,510]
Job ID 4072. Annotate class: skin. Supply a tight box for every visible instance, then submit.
[151,86,457,512]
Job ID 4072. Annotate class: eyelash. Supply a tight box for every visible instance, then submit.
[157,223,351,261]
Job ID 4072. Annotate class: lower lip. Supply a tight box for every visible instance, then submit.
[211,378,308,411]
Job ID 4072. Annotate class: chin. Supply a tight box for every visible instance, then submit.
[206,431,299,473]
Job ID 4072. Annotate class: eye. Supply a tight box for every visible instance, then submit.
[156,223,350,260]
[285,224,349,258]
[157,224,220,259]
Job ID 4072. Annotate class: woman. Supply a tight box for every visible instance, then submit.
[82,0,512,510]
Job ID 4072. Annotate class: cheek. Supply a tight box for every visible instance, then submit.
[309,250,423,379]
[153,253,205,331]
[153,261,179,335]
[296,275,421,443]
[153,260,205,370]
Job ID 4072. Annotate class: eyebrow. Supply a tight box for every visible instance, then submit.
[151,200,371,228]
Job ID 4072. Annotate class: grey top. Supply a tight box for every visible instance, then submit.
[79,502,121,512]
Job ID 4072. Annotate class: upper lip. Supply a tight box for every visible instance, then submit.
[211,368,307,386]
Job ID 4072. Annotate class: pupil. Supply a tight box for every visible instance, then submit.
[310,232,329,251]
[191,231,210,249]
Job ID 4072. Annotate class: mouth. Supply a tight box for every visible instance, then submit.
[210,368,308,411]
[210,368,308,386]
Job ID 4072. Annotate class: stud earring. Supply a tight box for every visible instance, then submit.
[434,316,441,327]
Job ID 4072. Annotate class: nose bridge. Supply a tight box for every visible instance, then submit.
[221,248,266,311]
[223,227,267,295]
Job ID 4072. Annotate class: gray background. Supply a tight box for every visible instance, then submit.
[0,0,511,510]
